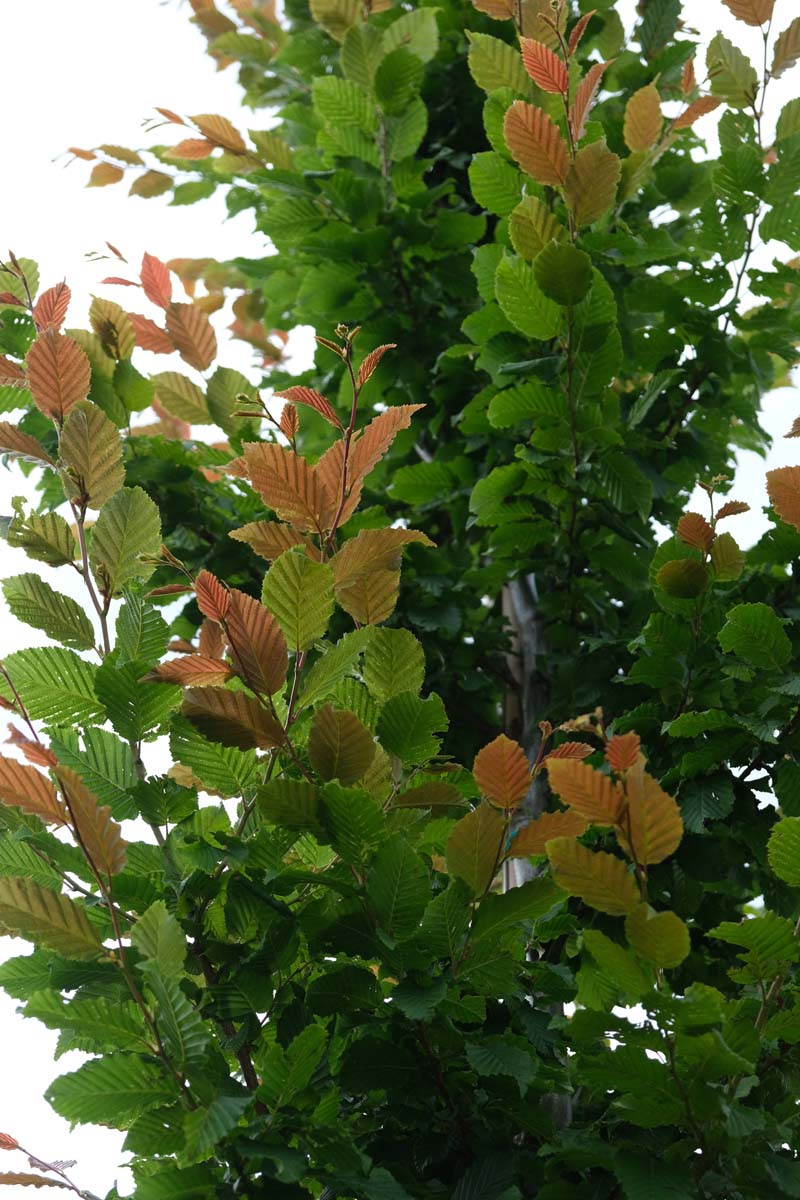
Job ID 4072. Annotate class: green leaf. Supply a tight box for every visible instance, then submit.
[320,782,386,865]
[258,777,321,833]
[465,1037,537,1094]
[6,506,76,567]
[24,991,146,1054]
[299,627,373,707]
[89,486,162,596]
[375,48,424,113]
[2,573,95,650]
[419,879,472,959]
[471,877,564,942]
[624,905,690,968]
[96,655,181,741]
[707,32,758,108]
[768,817,800,885]
[145,968,208,1066]
[131,901,187,979]
[583,930,653,1001]
[614,1153,694,1200]
[367,834,429,938]
[509,195,565,263]
[0,841,62,891]
[387,98,428,161]
[466,32,529,94]
[656,558,708,599]
[313,76,377,132]
[59,400,124,509]
[206,367,258,435]
[341,23,385,90]
[495,254,563,340]
[170,715,260,798]
[376,691,448,765]
[0,647,103,724]
[598,453,653,520]
[0,877,103,960]
[115,587,169,667]
[533,242,593,306]
[262,549,335,651]
[383,8,439,63]
[183,1093,251,1162]
[717,602,792,668]
[46,1054,177,1128]
[469,152,523,218]
[258,1024,328,1110]
[666,710,739,738]
[710,911,799,977]
[132,1165,215,1200]
[446,803,505,896]
[390,975,447,1020]
[49,728,137,818]
[487,380,567,428]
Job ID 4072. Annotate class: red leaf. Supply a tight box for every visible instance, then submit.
[101,277,138,287]
[568,11,595,54]
[716,499,750,519]
[165,302,217,371]
[504,101,570,186]
[128,312,175,354]
[520,38,569,93]
[671,95,723,130]
[473,734,532,809]
[0,355,26,385]
[677,511,714,552]
[190,113,247,153]
[274,385,342,429]
[357,343,397,389]
[141,252,172,309]
[195,569,230,622]
[68,146,97,161]
[0,293,24,307]
[155,107,186,124]
[280,403,299,439]
[226,588,289,696]
[571,60,611,140]
[25,331,90,420]
[170,138,216,159]
[681,58,696,95]
[33,283,71,332]
[141,655,235,686]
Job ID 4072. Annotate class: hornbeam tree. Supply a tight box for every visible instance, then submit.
[0,0,799,1197]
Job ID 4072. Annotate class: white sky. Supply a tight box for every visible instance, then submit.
[0,1,797,1196]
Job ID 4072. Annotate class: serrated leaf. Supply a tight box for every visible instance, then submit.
[313,75,377,132]
[710,531,745,580]
[229,520,307,562]
[89,298,135,359]
[25,330,90,420]
[446,802,505,896]
[183,1093,250,1162]
[181,687,284,751]
[0,647,103,725]
[96,656,180,742]
[0,754,67,825]
[472,734,531,810]
[55,765,127,877]
[768,817,800,885]
[467,32,529,94]
[471,876,563,943]
[320,782,386,865]
[367,834,429,937]
[546,839,640,915]
[257,1024,327,1111]
[0,877,103,959]
[165,303,216,372]
[495,254,563,340]
[717,602,791,668]
[152,372,210,424]
[116,589,169,667]
[509,809,590,856]
[89,486,161,596]
[59,400,124,509]
[308,705,376,784]
[583,929,653,1000]
[46,1055,176,1128]
[2,573,95,650]
[656,559,708,598]
[565,140,621,226]
[772,16,800,77]
[534,241,593,306]
[170,715,259,798]
[383,8,439,63]
[244,443,330,533]
[299,628,373,707]
[520,37,568,93]
[258,778,321,833]
[362,627,425,702]
[508,195,565,262]
[262,549,335,652]
[6,509,76,568]
[226,587,288,696]
[503,101,569,185]
[466,1038,536,1093]
[145,969,208,1067]
[624,84,662,152]
[768,464,800,530]
[625,904,690,968]
[376,691,448,765]
[547,758,624,824]
[131,901,187,979]
[0,422,54,465]
[0,1174,71,1190]
[707,32,758,106]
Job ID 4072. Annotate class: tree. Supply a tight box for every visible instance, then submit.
[0,0,799,1196]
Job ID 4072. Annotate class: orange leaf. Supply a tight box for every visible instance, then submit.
[56,766,128,877]
[141,655,235,686]
[671,95,723,130]
[0,755,68,825]
[69,146,97,161]
[509,809,590,856]
[786,418,800,439]
[767,466,800,531]
[504,101,569,186]
[564,140,621,226]
[315,437,362,529]
[25,330,90,420]
[229,520,308,561]
[570,60,610,141]
[0,355,26,385]
[226,587,288,696]
[357,343,396,389]
[619,764,682,866]
[348,403,425,489]
[128,313,175,354]
[195,569,231,622]
[280,403,299,439]
[520,38,568,93]
[336,569,400,626]
[722,0,774,25]
[181,686,284,750]
[88,162,124,187]
[155,106,186,124]
[165,302,217,372]
[623,84,662,152]
[544,741,593,762]
[101,277,138,287]
[330,527,434,590]
[473,733,532,810]
[170,138,216,159]
[546,757,624,824]
[199,618,226,659]
[243,443,330,533]
[568,11,595,54]
[547,838,640,915]
[681,58,696,94]
[5,725,58,769]
[307,704,376,785]
[190,113,247,153]
[0,422,55,465]
[716,499,750,519]
[140,253,172,309]
[33,282,71,332]
[677,511,714,552]
[605,732,641,774]
[274,385,342,429]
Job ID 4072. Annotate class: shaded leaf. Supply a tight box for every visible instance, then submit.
[546,839,640,915]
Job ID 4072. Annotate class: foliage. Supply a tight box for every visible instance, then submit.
[0,0,799,1197]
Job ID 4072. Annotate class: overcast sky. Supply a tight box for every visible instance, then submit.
[0,1,797,1196]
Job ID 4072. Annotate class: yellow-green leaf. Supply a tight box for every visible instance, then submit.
[446,802,505,896]
[0,876,103,959]
[546,838,640,915]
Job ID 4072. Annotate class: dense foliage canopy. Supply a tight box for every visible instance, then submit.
[0,0,800,1196]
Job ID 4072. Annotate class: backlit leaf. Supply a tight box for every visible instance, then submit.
[606,733,641,774]
[446,802,505,895]
[625,904,690,967]
[509,809,589,856]
[89,298,136,359]
[565,140,621,226]
[244,443,330,533]
[0,877,103,959]
[767,465,800,530]
[33,282,71,332]
[59,400,125,509]
[620,764,683,866]
[195,570,230,623]
[767,817,800,885]
[721,0,774,25]
[676,511,714,552]
[533,241,593,306]
[89,486,162,595]
[362,628,425,702]
[546,838,640,915]
[225,587,288,696]
[229,520,307,562]
[261,549,335,651]
[0,647,103,725]
[0,754,68,825]
[495,254,563,340]
[571,60,610,141]
[623,84,662,152]
[140,253,172,309]
[508,195,565,262]
[274,386,341,429]
[710,532,745,581]
[376,691,448,765]
[772,16,800,77]
[191,112,246,153]
[142,656,235,687]
[46,1055,176,1128]
[25,331,90,420]
[55,766,127,877]
[308,704,376,784]
[520,38,568,92]
[165,303,217,372]
[656,559,709,599]
[707,32,758,106]
[473,734,531,810]
[128,313,175,353]
[671,95,723,130]
[503,101,569,185]
[2,573,95,650]
[152,372,210,424]
[547,758,624,824]
[336,568,400,625]
[467,32,529,93]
